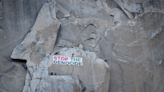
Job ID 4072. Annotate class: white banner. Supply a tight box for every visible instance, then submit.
[53,55,83,66]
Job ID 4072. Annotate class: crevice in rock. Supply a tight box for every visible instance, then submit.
[0,26,3,30]
[54,25,61,47]
[114,0,133,20]
[116,5,129,19]
[113,21,120,26]
[110,14,114,17]
[81,23,97,32]
[12,59,27,63]
[123,8,134,19]
[22,64,28,70]
[84,38,95,42]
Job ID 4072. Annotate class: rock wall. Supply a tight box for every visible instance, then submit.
[0,0,164,92]
[0,0,47,92]
[37,76,81,92]
[53,0,164,92]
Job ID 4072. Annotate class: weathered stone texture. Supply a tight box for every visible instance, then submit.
[20,47,110,92]
[53,0,164,92]
[10,2,108,92]
[37,76,81,92]
[1,0,164,92]
[0,0,47,92]
[49,48,110,92]
[0,56,26,92]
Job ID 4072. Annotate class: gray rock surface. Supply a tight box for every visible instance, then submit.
[11,2,60,75]
[10,1,109,92]
[53,0,164,92]
[49,48,110,92]
[20,47,109,92]
[0,0,47,92]
[1,0,164,92]
[10,2,60,92]
[37,76,81,92]
[0,0,47,58]
[0,55,27,92]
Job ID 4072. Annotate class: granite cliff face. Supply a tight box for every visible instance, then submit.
[1,0,164,92]
[0,0,47,92]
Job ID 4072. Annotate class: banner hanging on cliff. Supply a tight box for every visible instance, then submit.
[53,55,83,66]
